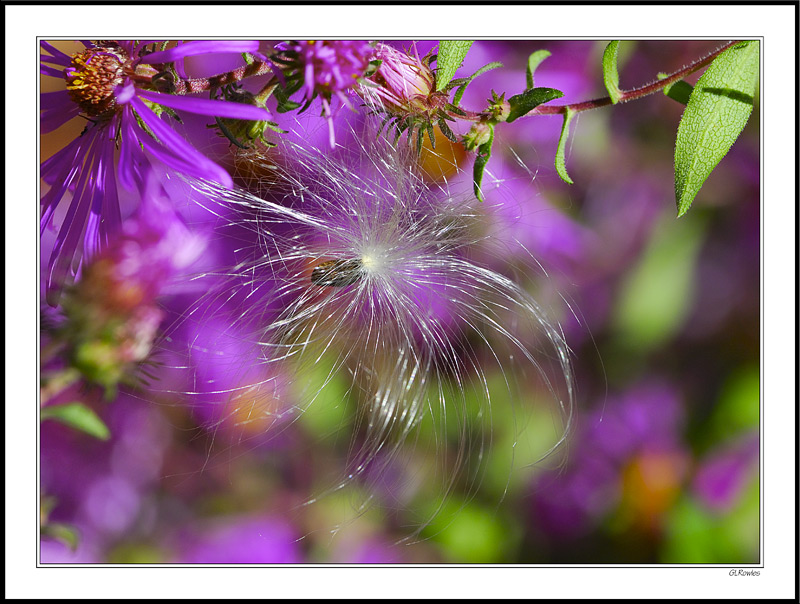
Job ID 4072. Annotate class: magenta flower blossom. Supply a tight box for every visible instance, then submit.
[274,40,373,147]
[40,40,270,304]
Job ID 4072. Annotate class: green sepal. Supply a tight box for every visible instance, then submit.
[506,87,564,123]
[555,108,576,185]
[273,77,304,113]
[437,118,458,143]
[674,41,759,216]
[602,40,624,104]
[472,123,495,202]
[41,402,111,440]
[526,50,551,89]
[426,121,436,149]
[436,40,474,91]
[364,59,382,78]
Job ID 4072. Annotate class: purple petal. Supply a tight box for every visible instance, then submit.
[173,42,188,79]
[41,103,80,134]
[129,97,233,187]
[41,133,83,180]
[116,82,137,104]
[41,90,72,110]
[141,41,260,65]
[139,132,233,188]
[40,64,65,77]
[41,138,85,233]
[97,135,122,243]
[46,135,106,302]
[40,41,73,66]
[136,89,271,121]
[118,111,146,191]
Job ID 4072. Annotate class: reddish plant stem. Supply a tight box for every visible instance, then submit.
[444,40,741,123]
[173,60,274,95]
[527,40,741,116]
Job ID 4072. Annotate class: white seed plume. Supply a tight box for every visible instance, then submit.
[164,127,575,526]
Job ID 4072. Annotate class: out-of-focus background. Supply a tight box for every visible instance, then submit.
[40,40,760,564]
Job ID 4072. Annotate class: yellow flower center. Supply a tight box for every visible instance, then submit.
[65,46,127,118]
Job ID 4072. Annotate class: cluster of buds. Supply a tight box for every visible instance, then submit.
[463,91,511,152]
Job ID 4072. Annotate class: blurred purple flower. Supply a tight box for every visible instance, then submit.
[473,153,588,276]
[179,314,297,450]
[693,433,759,513]
[40,395,172,562]
[40,40,269,303]
[50,171,206,394]
[86,171,207,311]
[532,382,687,538]
[275,40,373,147]
[176,515,302,563]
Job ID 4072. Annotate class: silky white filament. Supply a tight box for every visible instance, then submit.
[162,127,575,531]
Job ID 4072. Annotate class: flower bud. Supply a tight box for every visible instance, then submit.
[358,43,436,116]
[463,121,493,151]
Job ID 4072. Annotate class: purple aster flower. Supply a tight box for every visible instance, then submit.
[40,40,271,304]
[273,40,373,147]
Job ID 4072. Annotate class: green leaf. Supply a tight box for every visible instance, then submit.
[41,402,110,440]
[554,108,576,184]
[41,522,80,551]
[613,212,706,351]
[506,87,564,123]
[472,124,495,202]
[675,41,759,216]
[526,50,551,89]
[436,40,473,91]
[602,41,624,104]
[450,61,503,106]
[659,73,694,106]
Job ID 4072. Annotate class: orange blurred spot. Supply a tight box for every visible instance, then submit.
[417,127,466,183]
[620,451,687,534]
